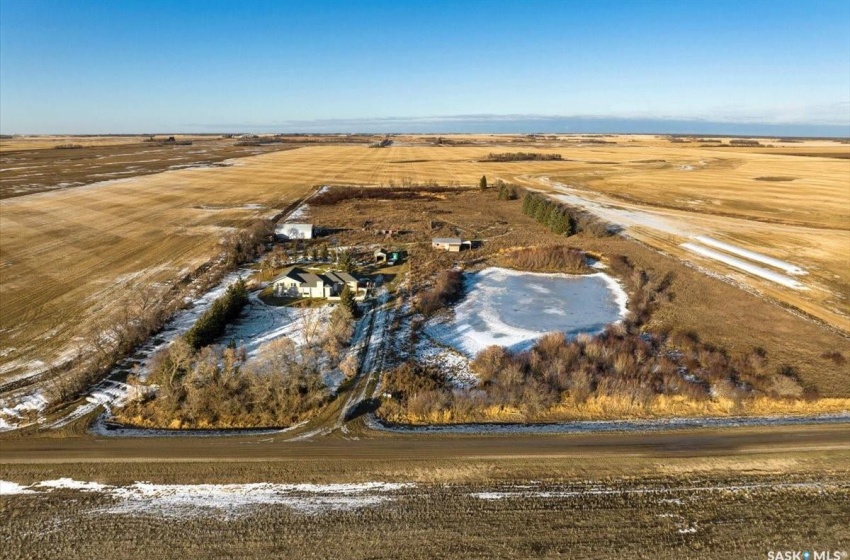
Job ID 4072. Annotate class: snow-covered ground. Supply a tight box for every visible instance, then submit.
[681,243,806,290]
[0,479,414,518]
[425,267,628,358]
[223,293,332,359]
[415,336,478,389]
[0,391,48,429]
[285,203,311,221]
[693,236,807,276]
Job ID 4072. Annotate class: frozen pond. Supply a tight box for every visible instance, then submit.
[425,267,627,358]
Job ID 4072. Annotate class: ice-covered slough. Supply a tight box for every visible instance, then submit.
[681,243,806,290]
[0,479,414,517]
[693,236,807,276]
[424,267,629,358]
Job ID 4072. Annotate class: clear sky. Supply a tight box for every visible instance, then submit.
[1,0,849,135]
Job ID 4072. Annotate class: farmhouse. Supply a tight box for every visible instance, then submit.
[431,237,470,252]
[272,267,357,299]
[275,222,313,240]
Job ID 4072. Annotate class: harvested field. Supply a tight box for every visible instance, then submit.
[0,136,303,198]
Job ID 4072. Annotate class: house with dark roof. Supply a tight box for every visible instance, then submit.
[271,267,357,298]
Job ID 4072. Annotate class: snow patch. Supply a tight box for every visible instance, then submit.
[35,478,110,492]
[694,236,806,276]
[0,481,35,495]
[415,336,478,389]
[681,243,805,290]
[2,479,414,517]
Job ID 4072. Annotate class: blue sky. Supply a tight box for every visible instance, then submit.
[1,0,848,135]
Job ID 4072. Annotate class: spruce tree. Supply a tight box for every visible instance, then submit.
[339,285,358,317]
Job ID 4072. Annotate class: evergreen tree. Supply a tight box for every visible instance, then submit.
[479,175,488,190]
[338,250,354,273]
[339,285,358,318]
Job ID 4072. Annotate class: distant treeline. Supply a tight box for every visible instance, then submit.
[483,152,563,162]
[235,139,280,146]
[184,279,249,349]
[54,144,84,149]
[310,186,463,205]
[521,192,614,237]
[728,139,763,147]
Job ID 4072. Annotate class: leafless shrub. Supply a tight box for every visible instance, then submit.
[416,269,464,316]
[498,245,589,273]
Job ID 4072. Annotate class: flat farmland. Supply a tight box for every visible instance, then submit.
[1,136,848,389]
[0,136,304,198]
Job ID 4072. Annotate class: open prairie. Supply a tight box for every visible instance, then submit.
[1,134,848,394]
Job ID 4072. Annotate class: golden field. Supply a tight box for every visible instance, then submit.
[0,134,848,389]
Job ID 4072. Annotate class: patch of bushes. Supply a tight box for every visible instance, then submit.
[498,245,589,274]
[117,340,331,428]
[754,176,796,182]
[381,324,809,424]
[310,186,461,205]
[118,300,357,429]
[483,152,563,162]
[184,279,249,349]
[416,269,464,316]
[821,351,847,366]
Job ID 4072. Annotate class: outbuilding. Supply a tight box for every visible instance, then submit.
[431,238,470,252]
[374,247,407,264]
